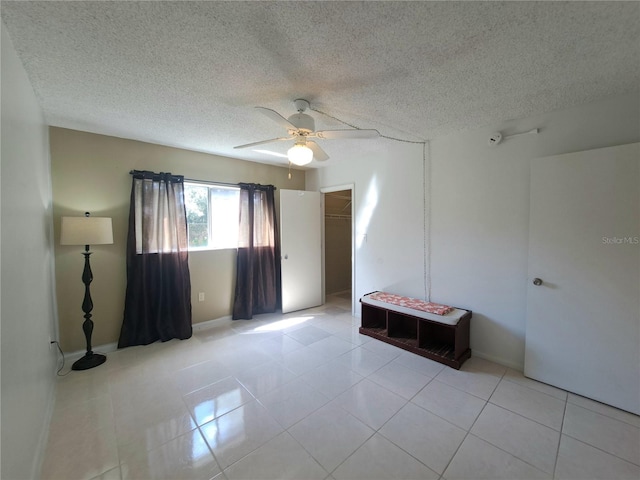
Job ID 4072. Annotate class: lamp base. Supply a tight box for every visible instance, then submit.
[72,352,106,371]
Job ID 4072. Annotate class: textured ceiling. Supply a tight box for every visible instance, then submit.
[2,1,638,168]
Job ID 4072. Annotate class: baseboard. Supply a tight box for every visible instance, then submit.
[65,317,233,360]
[471,349,524,372]
[32,371,57,480]
[327,289,351,296]
[193,315,232,331]
[68,321,525,376]
[66,341,118,363]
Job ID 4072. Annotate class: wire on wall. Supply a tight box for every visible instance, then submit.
[310,107,432,302]
[51,341,109,377]
[51,341,72,376]
[424,141,432,302]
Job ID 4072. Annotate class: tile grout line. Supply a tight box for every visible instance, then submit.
[279,348,435,476]
[441,370,554,478]
[485,398,563,433]
[371,407,443,478]
[437,367,507,477]
[560,431,640,468]
[54,300,638,480]
[567,401,640,430]
[552,398,569,479]
[334,359,509,476]
[564,395,640,428]
[473,378,567,474]
[500,375,568,401]
[424,374,496,402]
[355,368,444,473]
[287,399,376,478]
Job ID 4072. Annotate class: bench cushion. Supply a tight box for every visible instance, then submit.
[361,292,467,326]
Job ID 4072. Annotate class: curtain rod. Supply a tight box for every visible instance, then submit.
[128,171,275,189]
[183,178,242,188]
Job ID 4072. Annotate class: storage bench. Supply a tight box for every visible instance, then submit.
[359,292,472,369]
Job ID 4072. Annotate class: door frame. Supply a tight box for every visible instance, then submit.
[320,184,356,315]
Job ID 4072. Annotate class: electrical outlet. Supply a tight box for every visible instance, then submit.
[198,292,205,302]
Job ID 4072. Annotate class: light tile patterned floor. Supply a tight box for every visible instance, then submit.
[42,294,640,480]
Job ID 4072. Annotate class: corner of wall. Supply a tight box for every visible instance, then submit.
[1,21,59,480]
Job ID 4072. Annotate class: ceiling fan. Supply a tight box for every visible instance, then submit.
[234,99,380,166]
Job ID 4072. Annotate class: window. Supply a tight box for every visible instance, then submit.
[184,183,240,250]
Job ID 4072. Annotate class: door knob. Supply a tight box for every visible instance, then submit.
[533,278,543,286]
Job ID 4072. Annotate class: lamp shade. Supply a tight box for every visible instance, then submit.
[60,216,113,246]
[287,144,313,166]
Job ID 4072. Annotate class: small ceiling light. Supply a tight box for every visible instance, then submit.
[287,140,313,166]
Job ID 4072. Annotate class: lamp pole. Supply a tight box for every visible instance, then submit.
[72,243,106,370]
[61,212,112,370]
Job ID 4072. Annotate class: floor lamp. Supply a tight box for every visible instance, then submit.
[60,212,113,370]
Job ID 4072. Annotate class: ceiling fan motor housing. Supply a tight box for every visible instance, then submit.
[287,112,315,133]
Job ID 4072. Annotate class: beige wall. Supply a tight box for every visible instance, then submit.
[325,217,352,294]
[50,127,304,352]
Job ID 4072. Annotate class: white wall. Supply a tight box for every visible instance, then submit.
[307,140,426,301]
[1,22,58,480]
[308,91,640,370]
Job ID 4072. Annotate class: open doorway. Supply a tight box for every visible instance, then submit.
[322,187,354,314]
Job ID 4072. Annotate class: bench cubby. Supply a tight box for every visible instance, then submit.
[359,300,472,369]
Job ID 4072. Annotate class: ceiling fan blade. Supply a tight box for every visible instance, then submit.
[254,149,288,159]
[255,107,297,130]
[313,129,380,140]
[307,141,330,162]
[233,136,293,149]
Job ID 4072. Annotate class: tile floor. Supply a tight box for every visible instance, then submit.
[42,294,640,480]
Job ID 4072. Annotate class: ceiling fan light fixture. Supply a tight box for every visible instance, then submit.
[287,143,313,166]
[236,99,375,164]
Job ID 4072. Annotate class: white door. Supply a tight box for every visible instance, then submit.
[280,189,322,313]
[525,143,639,414]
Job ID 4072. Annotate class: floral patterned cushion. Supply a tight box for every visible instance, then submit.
[368,292,453,316]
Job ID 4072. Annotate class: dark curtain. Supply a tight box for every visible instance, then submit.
[118,171,192,347]
[232,183,281,320]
